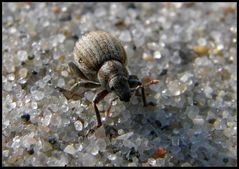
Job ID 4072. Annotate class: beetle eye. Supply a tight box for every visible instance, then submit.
[110,86,114,91]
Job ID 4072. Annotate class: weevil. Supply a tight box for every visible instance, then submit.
[57,31,159,128]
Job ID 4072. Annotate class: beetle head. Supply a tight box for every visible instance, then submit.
[109,76,131,102]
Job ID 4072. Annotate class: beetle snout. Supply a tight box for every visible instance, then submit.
[119,92,131,102]
[120,97,130,102]
[109,76,131,102]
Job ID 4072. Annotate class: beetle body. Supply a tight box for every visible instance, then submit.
[73,31,127,80]
[59,31,159,127]
[73,31,130,101]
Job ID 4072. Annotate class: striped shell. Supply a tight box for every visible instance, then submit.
[73,31,127,81]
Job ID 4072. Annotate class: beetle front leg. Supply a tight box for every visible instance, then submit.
[92,90,109,128]
[56,87,83,100]
[128,75,147,106]
[70,81,101,91]
[56,81,101,100]
[128,75,159,107]
[105,97,118,117]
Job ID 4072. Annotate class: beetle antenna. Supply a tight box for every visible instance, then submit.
[131,79,160,92]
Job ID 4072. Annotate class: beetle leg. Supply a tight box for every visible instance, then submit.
[68,61,89,80]
[56,81,101,100]
[105,97,118,117]
[136,80,160,106]
[70,81,101,91]
[128,75,160,107]
[128,75,142,98]
[128,76,147,106]
[128,75,141,88]
[93,90,109,128]
[56,86,83,100]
